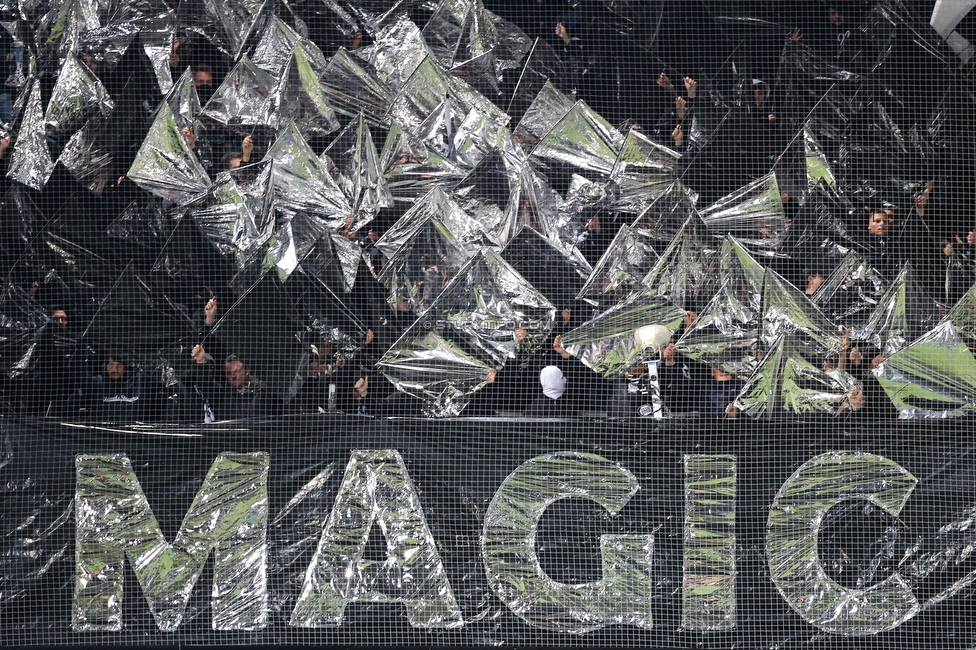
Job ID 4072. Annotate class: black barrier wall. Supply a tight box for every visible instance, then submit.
[3,416,976,648]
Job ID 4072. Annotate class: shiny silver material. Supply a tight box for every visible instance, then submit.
[376,186,481,313]
[291,449,463,628]
[512,80,575,153]
[200,56,277,129]
[560,292,685,378]
[265,122,354,230]
[761,267,841,360]
[482,452,653,633]
[377,331,494,417]
[639,214,711,310]
[73,452,269,631]
[873,321,976,419]
[44,55,113,138]
[676,237,765,374]
[7,80,55,190]
[189,160,274,268]
[529,100,624,177]
[767,452,919,635]
[423,249,555,365]
[188,0,266,59]
[380,122,468,205]
[735,335,861,417]
[128,102,211,204]
[577,225,659,305]
[323,113,393,227]
[683,454,736,631]
[610,129,681,216]
[422,0,532,85]
[699,173,786,249]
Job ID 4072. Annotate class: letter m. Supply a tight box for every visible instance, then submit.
[73,453,269,632]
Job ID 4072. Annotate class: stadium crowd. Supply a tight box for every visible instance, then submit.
[0,0,975,422]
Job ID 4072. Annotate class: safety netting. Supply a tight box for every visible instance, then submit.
[1,0,976,647]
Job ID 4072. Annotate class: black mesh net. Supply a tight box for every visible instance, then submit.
[1,0,975,646]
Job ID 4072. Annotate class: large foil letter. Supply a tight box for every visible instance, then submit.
[482,452,653,634]
[73,453,269,632]
[767,452,919,635]
[290,449,462,628]
[683,454,737,631]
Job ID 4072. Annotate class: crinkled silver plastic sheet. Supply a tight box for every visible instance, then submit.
[813,249,889,326]
[856,263,940,357]
[768,452,919,635]
[319,48,394,125]
[683,454,736,631]
[291,449,463,628]
[422,0,531,80]
[128,102,211,204]
[639,215,712,309]
[482,452,651,633]
[946,282,976,345]
[699,173,786,249]
[424,249,554,366]
[188,160,274,267]
[380,123,468,204]
[200,56,278,129]
[7,80,55,190]
[676,237,766,373]
[377,330,494,417]
[735,334,860,418]
[264,122,354,229]
[631,181,700,241]
[45,55,113,138]
[873,321,976,419]
[529,101,624,178]
[512,80,575,153]
[188,0,266,60]
[577,225,659,306]
[74,452,269,631]
[761,268,841,360]
[58,124,114,189]
[561,292,685,378]
[388,55,510,161]
[322,113,392,224]
[610,129,680,216]
[501,225,592,310]
[451,149,525,247]
[268,30,341,138]
[356,13,428,91]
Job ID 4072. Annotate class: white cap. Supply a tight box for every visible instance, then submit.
[539,365,566,400]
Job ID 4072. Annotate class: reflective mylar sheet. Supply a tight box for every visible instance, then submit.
[735,334,860,418]
[683,455,736,631]
[422,249,555,366]
[577,225,659,306]
[482,452,652,634]
[767,452,919,635]
[291,449,463,628]
[128,102,211,204]
[376,330,494,417]
[74,452,269,631]
[699,173,786,249]
[7,80,55,190]
[561,292,685,379]
[873,321,976,419]
[529,101,624,178]
[189,160,274,267]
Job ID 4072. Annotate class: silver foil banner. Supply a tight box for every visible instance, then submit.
[873,321,976,419]
[683,455,736,631]
[561,292,685,378]
[291,449,463,628]
[767,452,919,635]
[73,452,269,631]
[482,452,653,634]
